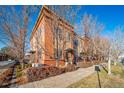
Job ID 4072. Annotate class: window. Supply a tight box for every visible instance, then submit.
[58,28,63,41]
[54,27,63,41]
[54,48,63,59]
[53,27,63,59]
[66,32,71,42]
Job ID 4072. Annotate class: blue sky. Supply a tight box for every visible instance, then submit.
[76,5,124,38]
[0,5,124,48]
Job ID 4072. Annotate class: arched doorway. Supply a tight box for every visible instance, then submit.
[64,48,74,66]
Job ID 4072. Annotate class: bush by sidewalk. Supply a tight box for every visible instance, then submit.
[0,68,13,86]
[16,64,77,85]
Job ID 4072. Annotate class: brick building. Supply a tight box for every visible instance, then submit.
[30,6,75,66]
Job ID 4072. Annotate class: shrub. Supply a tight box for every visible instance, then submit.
[24,64,32,69]
[16,63,32,78]
[0,68,13,86]
[16,63,32,70]
[22,65,77,83]
[2,68,13,76]
[65,64,77,72]
[16,76,28,85]
[0,74,5,86]
[16,71,23,78]
[25,66,59,82]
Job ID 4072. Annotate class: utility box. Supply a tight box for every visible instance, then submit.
[95,65,101,72]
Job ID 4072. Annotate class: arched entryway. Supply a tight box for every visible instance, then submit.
[64,48,74,66]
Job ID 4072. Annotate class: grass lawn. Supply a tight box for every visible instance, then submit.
[68,63,124,88]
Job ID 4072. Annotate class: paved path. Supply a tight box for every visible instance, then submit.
[0,61,16,69]
[19,66,95,88]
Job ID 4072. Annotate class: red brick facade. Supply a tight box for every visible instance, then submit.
[30,6,75,66]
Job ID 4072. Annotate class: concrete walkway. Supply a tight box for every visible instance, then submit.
[19,66,95,88]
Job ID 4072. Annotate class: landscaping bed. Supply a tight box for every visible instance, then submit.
[0,68,13,87]
[16,64,78,85]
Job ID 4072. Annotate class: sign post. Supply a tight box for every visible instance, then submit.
[95,65,101,88]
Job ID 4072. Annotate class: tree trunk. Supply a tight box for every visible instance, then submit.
[114,59,117,66]
[114,62,117,66]
[108,57,111,75]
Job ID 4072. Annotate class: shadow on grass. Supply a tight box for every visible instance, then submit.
[100,64,108,73]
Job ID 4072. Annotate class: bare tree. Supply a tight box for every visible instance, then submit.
[111,27,124,65]
[79,13,106,63]
[0,6,41,68]
[78,13,115,75]
[101,27,124,75]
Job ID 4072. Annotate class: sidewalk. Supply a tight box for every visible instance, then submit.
[19,66,95,88]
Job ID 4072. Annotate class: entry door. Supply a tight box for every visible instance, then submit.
[67,53,72,63]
